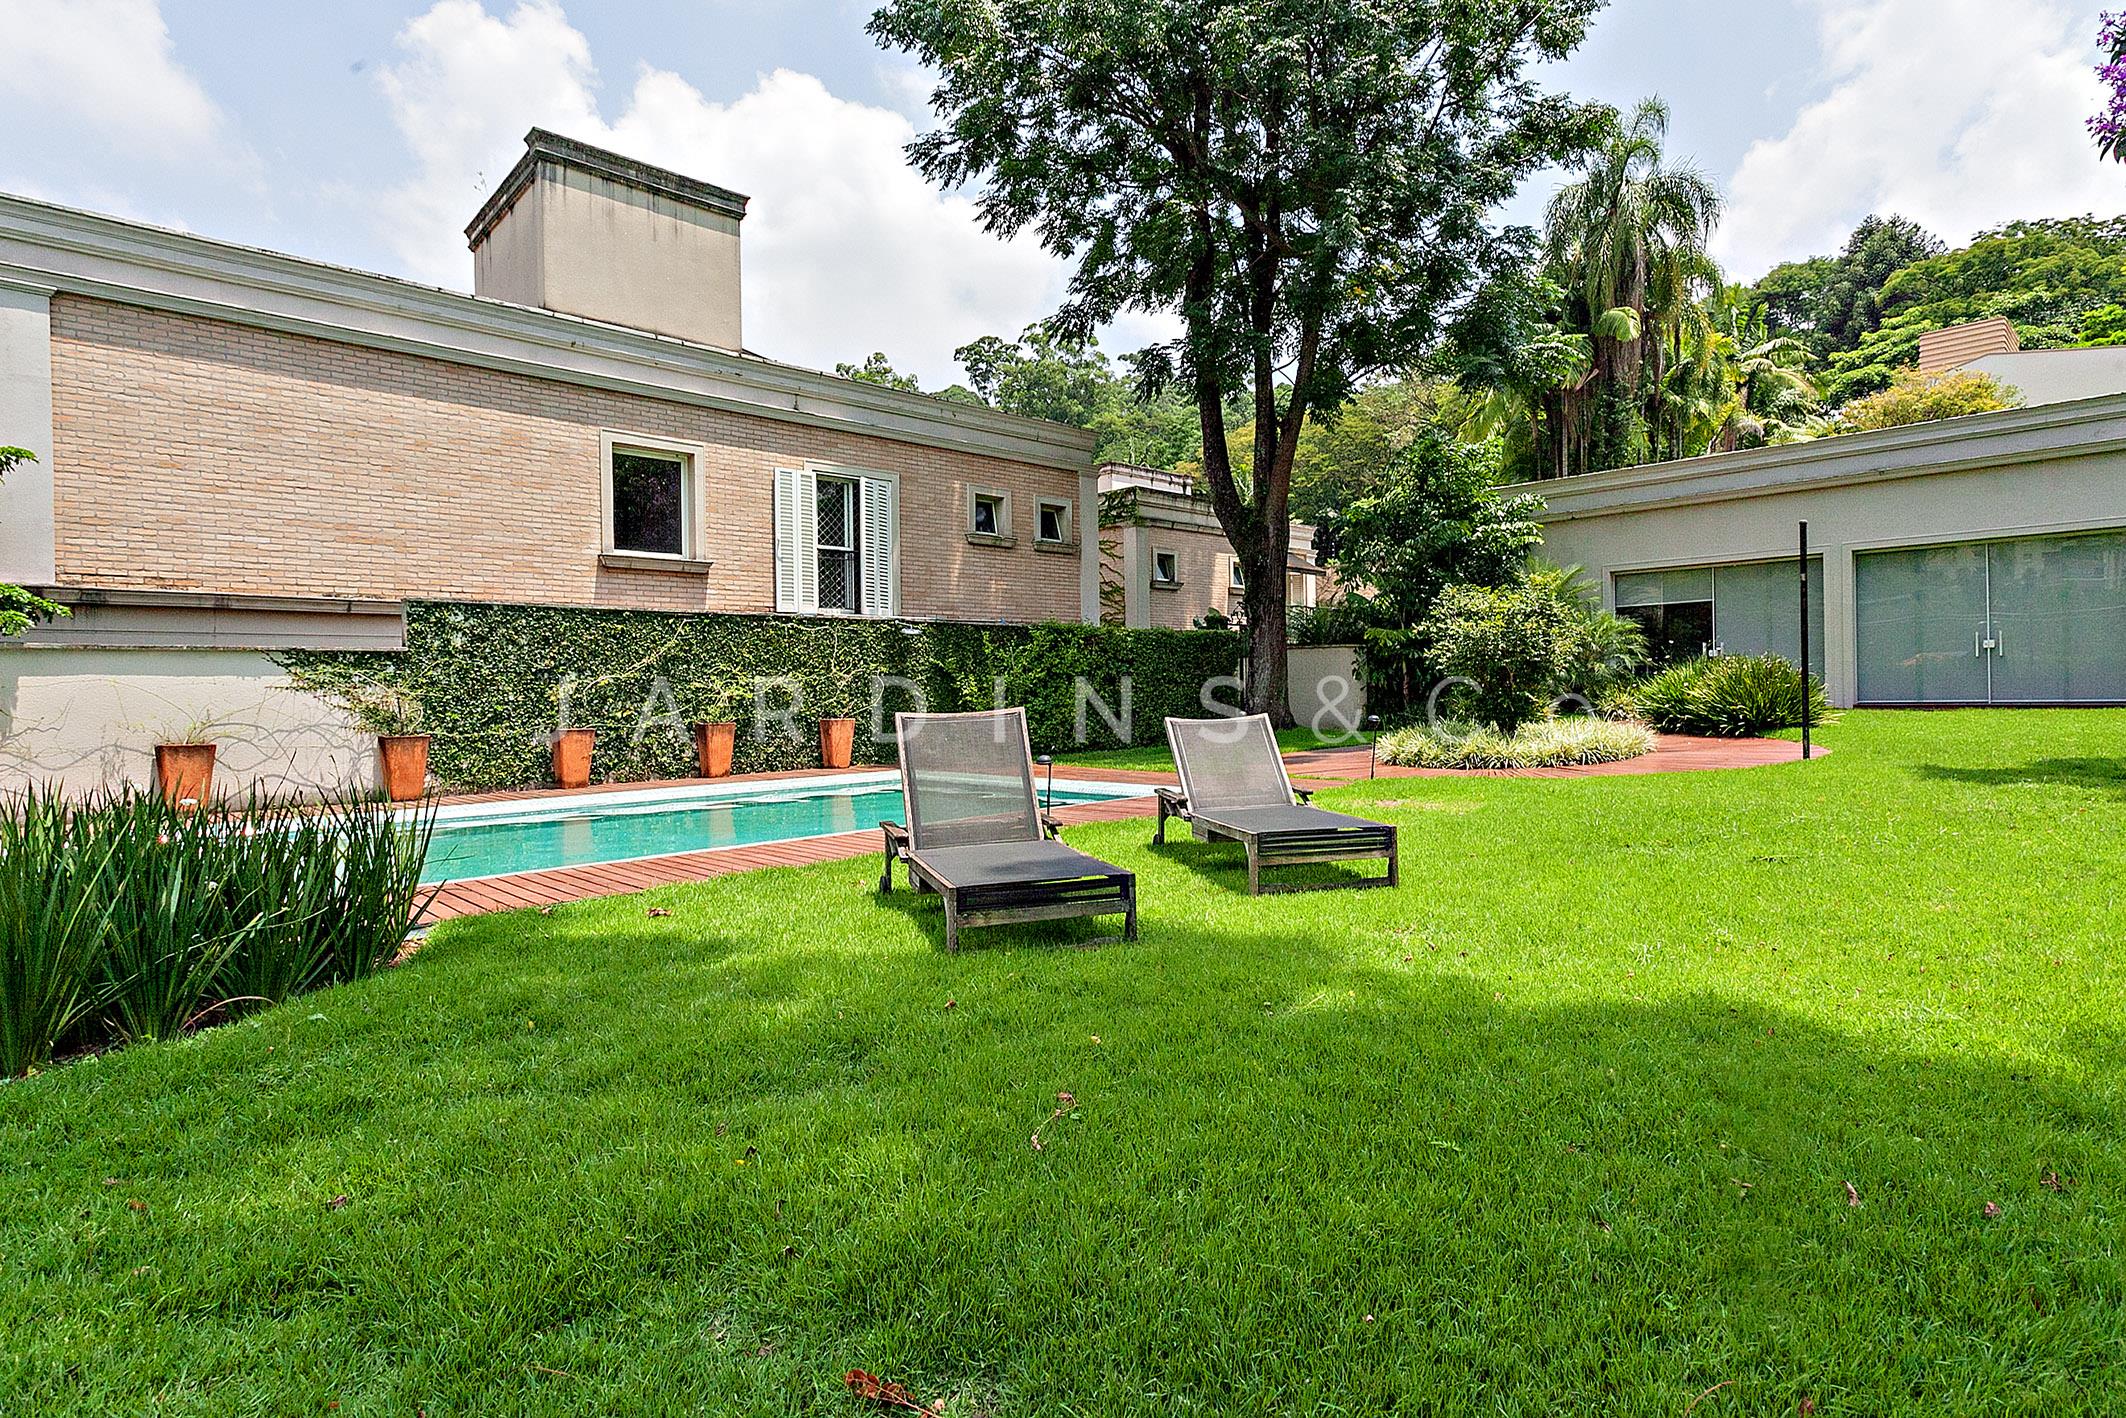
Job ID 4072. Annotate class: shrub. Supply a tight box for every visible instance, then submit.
[1525,562,1648,700]
[0,788,434,1074]
[1618,654,1829,737]
[1836,368,2020,432]
[1378,715,1656,770]
[1418,583,1578,733]
[284,603,1242,792]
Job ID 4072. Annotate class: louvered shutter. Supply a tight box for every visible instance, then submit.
[773,468,819,613]
[860,475,898,617]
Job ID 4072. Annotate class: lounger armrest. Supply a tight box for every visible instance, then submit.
[1154,786,1189,811]
[1040,811,1065,839]
[1293,787,1314,804]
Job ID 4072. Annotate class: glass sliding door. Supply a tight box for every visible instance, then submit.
[1854,543,1991,705]
[1986,531,2126,703]
[1614,567,1714,667]
[1711,558,1826,678]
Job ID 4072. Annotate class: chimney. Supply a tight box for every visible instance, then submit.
[1916,316,2019,373]
[466,128,748,352]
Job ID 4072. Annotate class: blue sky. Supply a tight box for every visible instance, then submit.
[2,0,2115,385]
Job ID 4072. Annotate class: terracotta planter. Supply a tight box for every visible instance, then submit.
[377,734,430,802]
[818,716,857,769]
[154,742,217,809]
[693,721,737,778]
[552,728,596,788]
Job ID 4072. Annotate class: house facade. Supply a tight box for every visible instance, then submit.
[0,131,1101,793]
[1526,393,2126,708]
[1096,464,1331,629]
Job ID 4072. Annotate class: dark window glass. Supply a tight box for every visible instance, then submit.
[1621,601,1715,666]
[817,476,860,612]
[611,451,685,555]
[1154,552,1178,585]
[1038,503,1065,542]
[972,495,1001,536]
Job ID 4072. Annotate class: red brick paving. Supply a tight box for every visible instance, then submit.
[416,734,1808,923]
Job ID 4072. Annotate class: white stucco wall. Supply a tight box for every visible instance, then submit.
[1526,401,2126,706]
[1288,645,1366,733]
[0,647,372,798]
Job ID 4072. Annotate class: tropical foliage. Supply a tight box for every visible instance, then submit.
[2094,11,2126,163]
[0,448,68,639]
[1377,713,1653,769]
[1613,653,1829,737]
[0,787,431,1076]
[1419,582,1582,734]
[1834,368,2022,433]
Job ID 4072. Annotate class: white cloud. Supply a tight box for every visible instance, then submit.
[1716,0,2118,279]
[0,0,241,161]
[373,0,1090,384]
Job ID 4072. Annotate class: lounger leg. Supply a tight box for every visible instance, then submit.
[1246,842,1262,896]
[1387,827,1400,887]
[1123,878,1139,941]
[879,827,894,893]
[943,888,960,952]
[1153,794,1167,845]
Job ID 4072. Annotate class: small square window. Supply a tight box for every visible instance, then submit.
[1152,549,1180,586]
[1036,500,1069,544]
[1229,560,1245,590]
[611,448,688,556]
[971,491,1006,537]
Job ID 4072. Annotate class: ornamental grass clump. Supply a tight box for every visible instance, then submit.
[0,786,434,1076]
[1619,654,1830,737]
[1378,715,1656,770]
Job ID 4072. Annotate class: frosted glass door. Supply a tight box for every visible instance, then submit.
[1854,544,1990,704]
[1713,558,1826,677]
[1987,532,2126,703]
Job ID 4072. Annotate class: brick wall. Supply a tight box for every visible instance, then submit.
[48,297,1087,623]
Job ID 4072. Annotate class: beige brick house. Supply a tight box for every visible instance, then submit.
[1096,464,1331,629]
[0,130,1099,792]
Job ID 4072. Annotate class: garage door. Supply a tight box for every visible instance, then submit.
[1854,531,2126,704]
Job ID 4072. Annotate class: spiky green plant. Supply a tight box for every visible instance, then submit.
[0,791,117,1075]
[1617,654,1829,737]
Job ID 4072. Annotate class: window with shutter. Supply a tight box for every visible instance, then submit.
[860,475,898,617]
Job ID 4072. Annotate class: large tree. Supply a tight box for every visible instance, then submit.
[868,0,1605,721]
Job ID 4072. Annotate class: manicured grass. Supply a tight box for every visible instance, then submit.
[3,710,2122,1414]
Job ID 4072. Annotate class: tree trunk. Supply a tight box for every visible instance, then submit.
[1241,532,1292,724]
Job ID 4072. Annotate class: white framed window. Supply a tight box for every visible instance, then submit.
[1229,559,1246,590]
[1151,548,1180,587]
[601,431,706,560]
[968,487,1011,540]
[1035,497,1071,545]
[774,464,898,617]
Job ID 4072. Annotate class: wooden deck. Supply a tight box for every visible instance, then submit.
[416,734,1811,923]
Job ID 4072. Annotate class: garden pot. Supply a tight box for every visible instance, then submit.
[377,734,430,802]
[818,717,857,769]
[693,721,737,778]
[552,728,596,788]
[154,742,216,809]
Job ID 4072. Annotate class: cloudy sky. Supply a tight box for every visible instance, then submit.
[0,0,2116,386]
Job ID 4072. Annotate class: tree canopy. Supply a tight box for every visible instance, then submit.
[870,0,1606,717]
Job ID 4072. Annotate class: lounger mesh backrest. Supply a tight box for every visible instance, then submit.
[1166,714,1296,811]
[897,708,1044,851]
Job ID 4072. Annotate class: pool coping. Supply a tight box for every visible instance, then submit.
[415,763,1176,924]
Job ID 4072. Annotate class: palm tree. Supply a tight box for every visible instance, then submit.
[1541,98,1724,475]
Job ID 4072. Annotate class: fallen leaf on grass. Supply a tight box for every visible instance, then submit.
[943,998,957,1010]
[1845,1181,1860,1208]
[646,907,673,918]
[2041,1170,2066,1193]
[328,1194,350,1210]
[1798,1399,1817,1415]
[845,1369,930,1414]
[126,1199,147,1213]
[1984,1200,2002,1218]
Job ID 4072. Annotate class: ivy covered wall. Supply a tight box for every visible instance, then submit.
[280,602,1241,792]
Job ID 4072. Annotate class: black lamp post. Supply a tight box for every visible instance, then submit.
[1366,715,1381,779]
[1035,753,1054,811]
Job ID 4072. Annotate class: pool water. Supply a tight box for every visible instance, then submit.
[421,780,1137,884]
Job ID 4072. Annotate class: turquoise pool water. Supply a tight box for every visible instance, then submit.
[421,780,1137,883]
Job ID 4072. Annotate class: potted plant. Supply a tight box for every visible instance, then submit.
[818,714,857,769]
[552,726,596,788]
[153,722,220,810]
[687,678,748,779]
[347,684,430,802]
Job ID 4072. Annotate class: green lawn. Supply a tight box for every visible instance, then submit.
[3,710,2122,1414]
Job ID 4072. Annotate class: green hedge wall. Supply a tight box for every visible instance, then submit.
[280,602,1241,792]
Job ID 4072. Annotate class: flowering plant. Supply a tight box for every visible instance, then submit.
[2093,12,2126,162]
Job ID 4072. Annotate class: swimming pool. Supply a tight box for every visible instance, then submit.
[416,771,1150,884]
